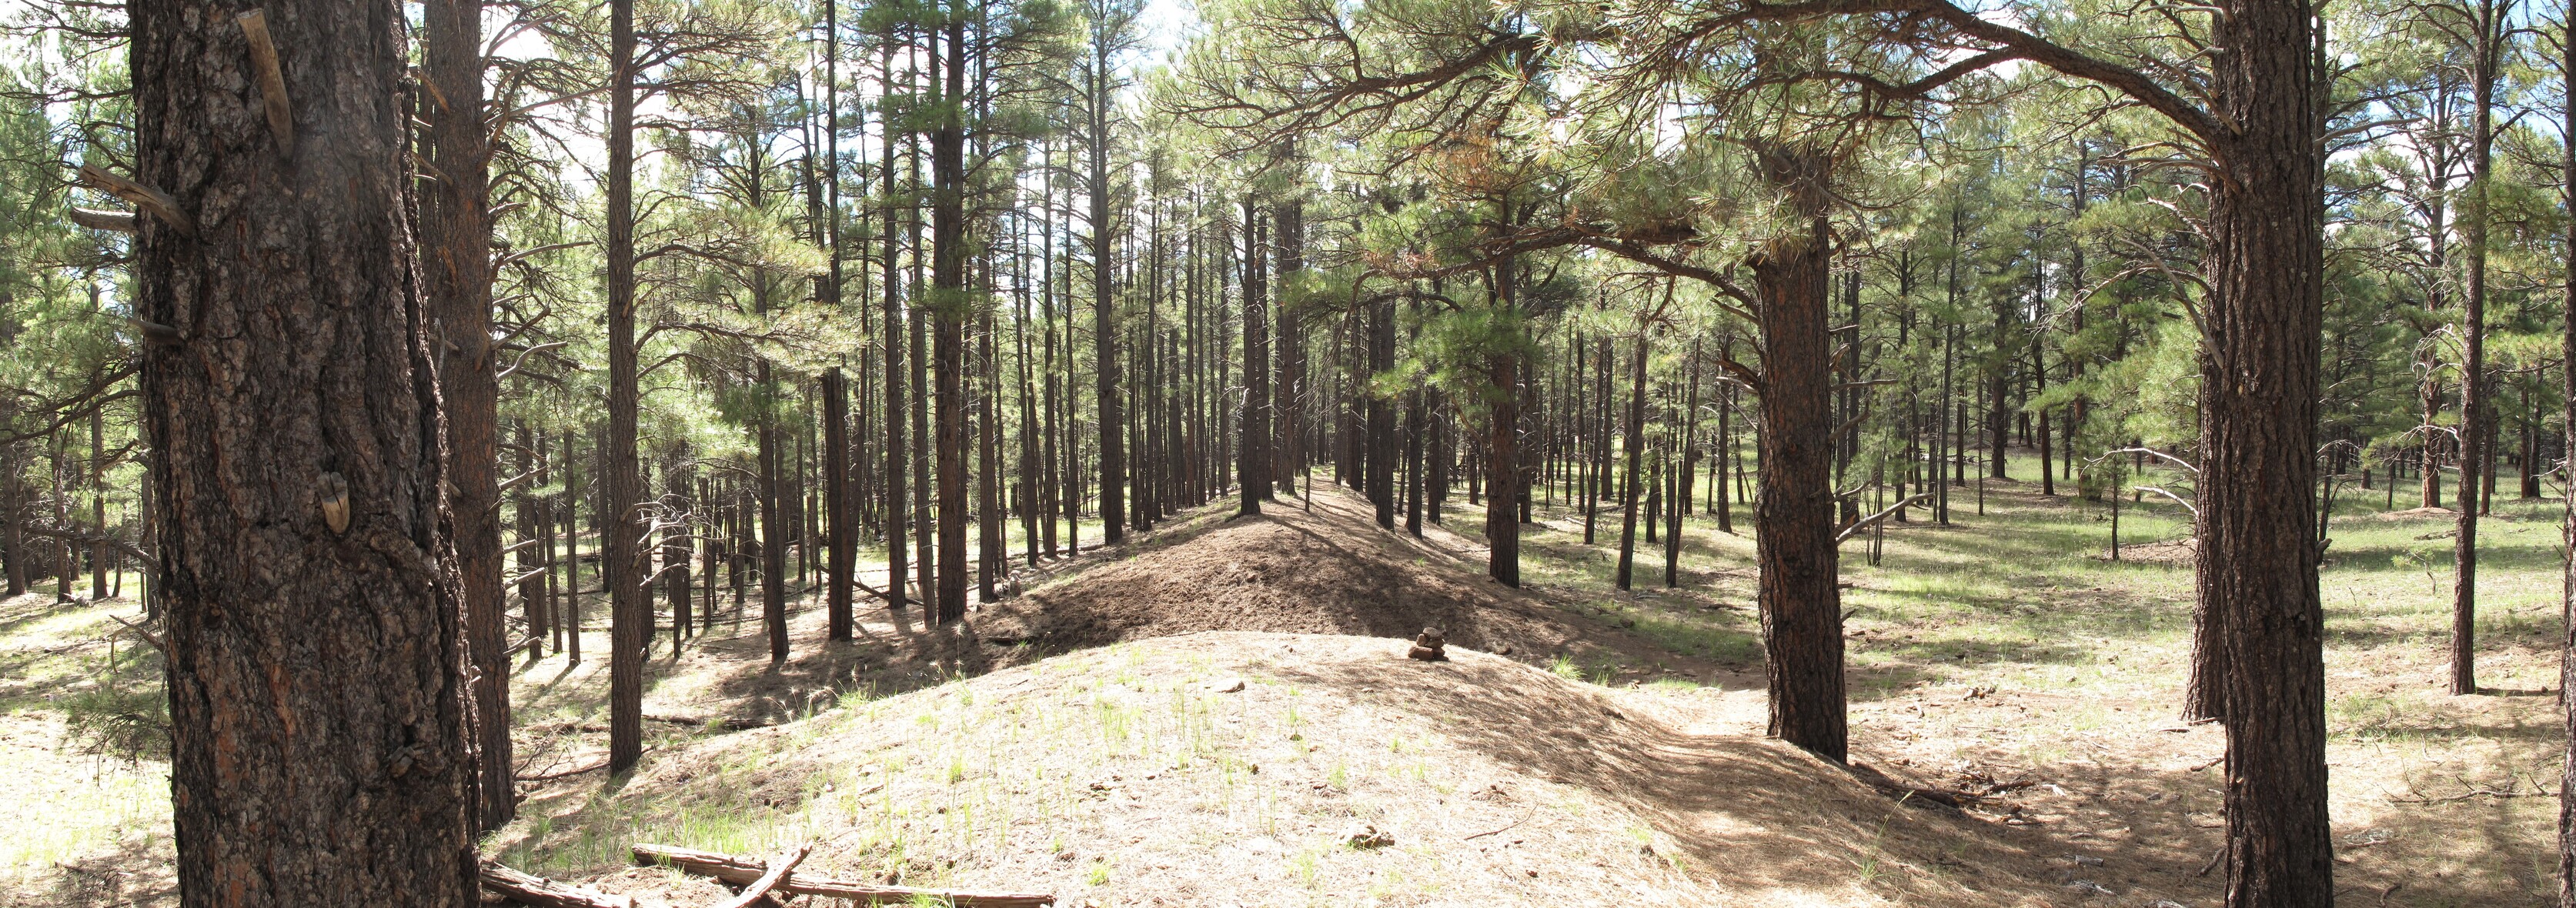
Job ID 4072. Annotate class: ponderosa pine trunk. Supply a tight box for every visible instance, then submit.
[2199,3,2332,901]
[2452,0,2502,697]
[423,0,511,825]
[2559,18,2576,904]
[1367,298,1394,528]
[602,0,647,774]
[1088,41,1124,543]
[1485,346,1520,587]
[1668,338,1699,587]
[823,369,852,639]
[1239,197,1270,516]
[931,19,969,625]
[1750,211,1844,763]
[1615,333,1646,591]
[880,38,908,610]
[1277,195,1306,497]
[135,0,478,900]
[664,451,692,649]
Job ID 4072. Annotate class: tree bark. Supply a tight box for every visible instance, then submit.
[880,37,908,610]
[2200,4,2334,901]
[2452,0,2501,697]
[1089,40,1124,543]
[823,369,852,638]
[1750,212,1844,763]
[602,0,648,773]
[1239,197,1269,516]
[931,20,970,625]
[1367,298,1395,528]
[1615,334,1647,590]
[135,0,478,900]
[423,0,510,826]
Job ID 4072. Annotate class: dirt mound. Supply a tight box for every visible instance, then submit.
[979,487,1669,669]
[495,632,2072,906]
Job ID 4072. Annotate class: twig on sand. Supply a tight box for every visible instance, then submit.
[1462,806,1535,840]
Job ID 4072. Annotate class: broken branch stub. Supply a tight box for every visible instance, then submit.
[76,165,192,235]
[316,472,350,534]
[67,207,136,232]
[236,10,295,156]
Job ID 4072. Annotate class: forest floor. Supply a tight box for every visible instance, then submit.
[0,454,2564,906]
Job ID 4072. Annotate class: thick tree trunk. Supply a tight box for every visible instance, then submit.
[1485,349,1519,587]
[601,0,648,774]
[1090,56,1124,544]
[2202,4,2334,902]
[2453,0,2500,697]
[2558,20,2576,900]
[2,439,24,597]
[135,0,477,900]
[823,369,852,638]
[880,49,908,609]
[424,0,510,825]
[758,369,789,656]
[1750,213,1844,763]
[931,20,969,625]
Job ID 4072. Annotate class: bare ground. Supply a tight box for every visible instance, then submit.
[2,478,2565,906]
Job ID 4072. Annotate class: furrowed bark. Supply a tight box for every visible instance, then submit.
[135,0,478,900]
[603,0,647,774]
[425,0,511,826]
[1751,213,1845,764]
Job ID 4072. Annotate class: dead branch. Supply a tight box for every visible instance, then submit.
[478,859,633,908]
[633,843,1055,907]
[709,844,809,908]
[18,522,155,569]
[1836,493,1933,545]
[2100,446,2200,473]
[78,165,192,235]
[236,11,294,155]
[2133,486,2200,518]
[106,613,166,654]
[1461,806,1535,840]
[67,206,135,232]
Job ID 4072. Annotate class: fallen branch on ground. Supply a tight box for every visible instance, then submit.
[710,843,809,908]
[1844,761,1978,810]
[633,843,1055,907]
[642,713,773,731]
[2386,785,2554,803]
[516,748,656,783]
[479,859,632,908]
[1461,806,1534,840]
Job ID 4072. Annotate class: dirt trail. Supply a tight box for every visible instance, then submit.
[527,633,2081,907]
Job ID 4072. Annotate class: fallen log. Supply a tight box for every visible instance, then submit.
[479,859,633,908]
[633,843,1054,907]
[710,843,808,908]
